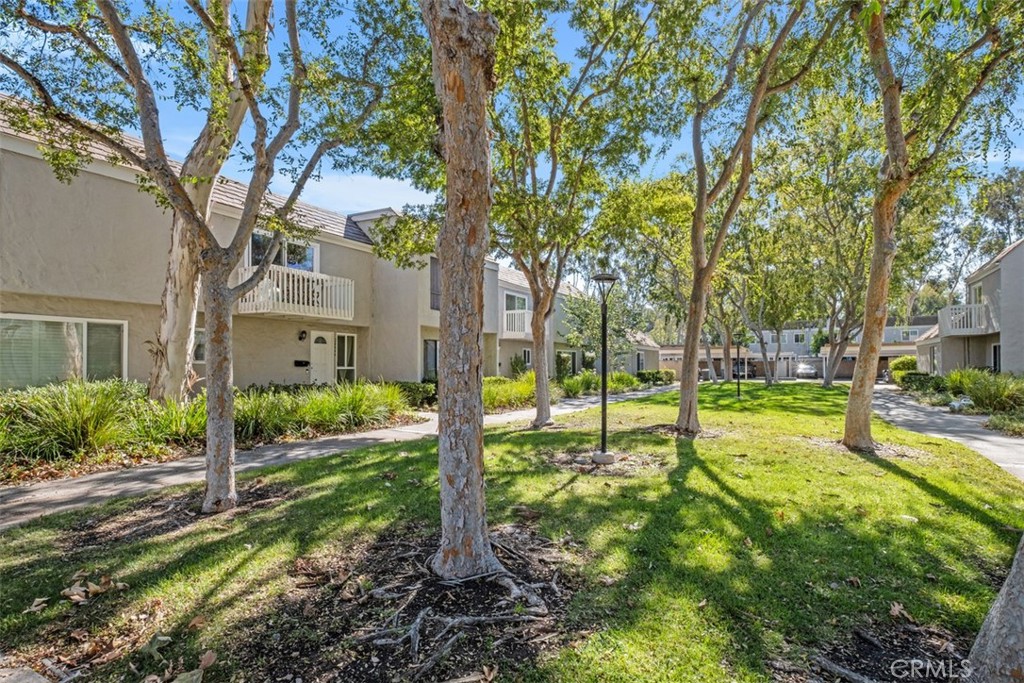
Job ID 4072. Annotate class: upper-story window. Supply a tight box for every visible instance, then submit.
[249,232,318,272]
[971,283,984,305]
[793,332,806,344]
[769,333,779,344]
[901,329,919,342]
[505,293,528,311]
[430,257,441,311]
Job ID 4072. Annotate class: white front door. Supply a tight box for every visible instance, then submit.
[310,331,334,384]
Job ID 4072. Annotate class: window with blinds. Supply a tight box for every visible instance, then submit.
[0,316,126,389]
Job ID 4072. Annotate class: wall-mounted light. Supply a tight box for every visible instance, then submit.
[298,330,308,342]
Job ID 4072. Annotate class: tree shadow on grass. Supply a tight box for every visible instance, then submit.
[2,418,1022,682]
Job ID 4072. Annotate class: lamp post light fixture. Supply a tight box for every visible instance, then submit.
[592,272,619,464]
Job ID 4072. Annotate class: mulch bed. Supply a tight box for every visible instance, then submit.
[538,447,666,476]
[802,437,932,461]
[640,424,726,439]
[769,622,974,683]
[229,522,580,682]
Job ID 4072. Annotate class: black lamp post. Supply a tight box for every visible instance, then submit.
[593,272,618,462]
[735,336,741,398]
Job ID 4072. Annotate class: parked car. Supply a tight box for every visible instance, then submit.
[731,362,756,379]
[795,362,819,379]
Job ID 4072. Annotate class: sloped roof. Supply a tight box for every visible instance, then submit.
[967,237,1024,282]
[916,324,940,343]
[0,97,378,245]
[628,330,660,349]
[497,266,585,296]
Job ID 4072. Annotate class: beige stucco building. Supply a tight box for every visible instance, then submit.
[0,120,625,389]
[917,238,1024,375]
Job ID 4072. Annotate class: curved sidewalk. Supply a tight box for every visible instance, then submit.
[873,386,1024,481]
[0,384,677,531]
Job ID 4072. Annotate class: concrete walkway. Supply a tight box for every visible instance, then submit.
[873,385,1024,481]
[0,384,677,531]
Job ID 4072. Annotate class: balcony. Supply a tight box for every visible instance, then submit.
[938,303,998,337]
[502,309,531,339]
[236,265,355,321]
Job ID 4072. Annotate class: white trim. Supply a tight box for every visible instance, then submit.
[0,312,128,382]
[336,333,357,382]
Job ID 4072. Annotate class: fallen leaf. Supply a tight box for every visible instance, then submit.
[187,616,209,630]
[71,569,90,581]
[899,515,919,523]
[171,670,204,683]
[87,581,107,596]
[890,601,916,623]
[624,522,641,532]
[764,526,774,537]
[199,650,217,670]
[697,598,708,610]
[847,576,862,588]
[743,536,753,548]
[22,597,48,613]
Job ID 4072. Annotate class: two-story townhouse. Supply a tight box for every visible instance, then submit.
[813,315,936,379]
[917,238,1024,375]
[0,119,502,389]
[494,266,584,377]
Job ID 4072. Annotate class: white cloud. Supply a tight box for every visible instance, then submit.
[276,173,436,215]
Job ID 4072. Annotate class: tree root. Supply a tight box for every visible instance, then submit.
[809,654,881,683]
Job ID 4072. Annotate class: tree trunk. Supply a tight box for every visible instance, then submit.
[201,264,237,513]
[823,336,848,388]
[148,214,202,400]
[530,305,553,427]
[676,276,708,434]
[968,534,1024,681]
[757,336,772,386]
[703,336,718,384]
[843,184,903,450]
[720,325,733,382]
[420,0,502,580]
[773,338,783,383]
[145,0,270,402]
[63,322,83,379]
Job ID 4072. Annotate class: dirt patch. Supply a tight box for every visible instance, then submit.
[229,523,580,682]
[770,622,973,682]
[1,445,197,486]
[539,447,666,476]
[802,437,932,461]
[640,424,726,439]
[61,478,291,550]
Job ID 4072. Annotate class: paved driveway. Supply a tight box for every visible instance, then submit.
[873,386,1024,481]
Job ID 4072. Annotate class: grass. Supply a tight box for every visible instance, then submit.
[2,383,1023,681]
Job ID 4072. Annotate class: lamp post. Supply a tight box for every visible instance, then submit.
[735,337,741,398]
[593,272,618,463]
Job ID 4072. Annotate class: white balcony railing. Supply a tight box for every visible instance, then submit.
[503,309,531,339]
[236,265,355,321]
[938,303,994,336]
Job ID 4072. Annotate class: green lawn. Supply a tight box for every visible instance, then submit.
[2,383,1022,681]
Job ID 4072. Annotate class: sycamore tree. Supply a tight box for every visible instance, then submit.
[418,0,504,579]
[360,0,670,429]
[841,0,1023,451]
[974,166,1024,255]
[658,0,845,435]
[0,0,404,511]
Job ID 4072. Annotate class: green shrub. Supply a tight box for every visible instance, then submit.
[928,375,948,393]
[660,369,676,383]
[482,370,551,412]
[920,392,954,407]
[135,394,207,445]
[579,369,600,394]
[987,410,1024,437]
[394,381,436,408]
[945,368,1024,412]
[4,380,132,459]
[889,355,918,373]
[608,371,642,394]
[509,354,528,378]
[893,371,932,392]
[555,353,572,382]
[483,376,513,385]
[636,370,662,385]
[234,389,295,442]
[560,375,584,398]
